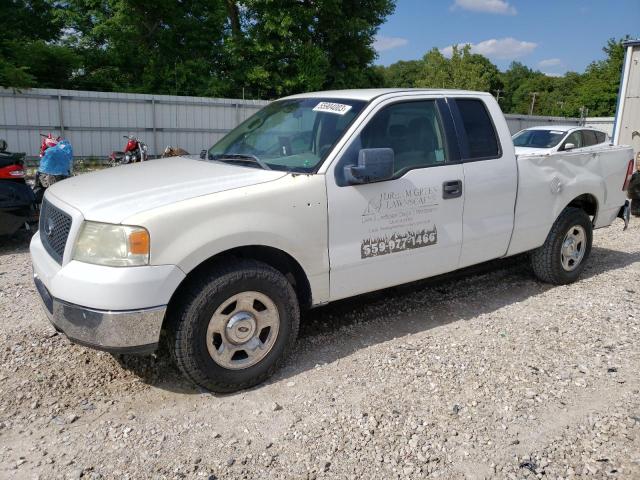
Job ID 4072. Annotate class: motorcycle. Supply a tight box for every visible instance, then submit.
[109,135,149,166]
[0,139,36,236]
[39,133,62,157]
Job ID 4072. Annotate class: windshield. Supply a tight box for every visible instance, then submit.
[208,98,366,172]
[513,129,567,148]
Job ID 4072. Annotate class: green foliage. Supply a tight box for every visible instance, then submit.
[379,37,633,117]
[413,46,502,93]
[1,0,395,98]
[0,0,73,88]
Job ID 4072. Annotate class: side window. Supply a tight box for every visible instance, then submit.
[563,131,583,149]
[582,130,598,147]
[336,100,449,184]
[594,131,607,144]
[454,99,500,159]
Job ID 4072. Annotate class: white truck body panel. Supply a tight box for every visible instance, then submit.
[508,146,631,255]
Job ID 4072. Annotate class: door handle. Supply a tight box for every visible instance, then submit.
[442,180,463,199]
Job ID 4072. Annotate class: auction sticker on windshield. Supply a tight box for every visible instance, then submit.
[313,102,353,115]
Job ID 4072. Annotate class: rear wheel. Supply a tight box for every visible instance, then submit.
[168,259,300,393]
[531,207,593,285]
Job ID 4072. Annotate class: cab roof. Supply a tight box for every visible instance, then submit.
[282,88,492,102]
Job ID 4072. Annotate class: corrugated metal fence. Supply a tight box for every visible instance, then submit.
[0,87,268,160]
[0,87,614,161]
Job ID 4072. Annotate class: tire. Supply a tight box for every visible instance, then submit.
[167,259,300,393]
[530,207,593,285]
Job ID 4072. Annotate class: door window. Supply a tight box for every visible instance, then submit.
[563,131,583,149]
[336,100,449,185]
[594,131,607,144]
[454,99,500,160]
[582,130,598,147]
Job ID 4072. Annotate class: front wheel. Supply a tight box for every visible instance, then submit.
[167,259,300,393]
[530,207,593,285]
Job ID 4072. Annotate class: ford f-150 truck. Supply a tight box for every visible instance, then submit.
[30,89,635,392]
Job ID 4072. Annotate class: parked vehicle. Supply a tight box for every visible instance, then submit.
[0,140,35,235]
[30,89,634,392]
[513,125,609,155]
[0,140,26,181]
[109,135,149,166]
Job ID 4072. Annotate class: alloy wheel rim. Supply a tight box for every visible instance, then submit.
[560,225,586,272]
[206,291,280,370]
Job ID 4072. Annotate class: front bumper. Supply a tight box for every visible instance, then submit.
[34,273,164,354]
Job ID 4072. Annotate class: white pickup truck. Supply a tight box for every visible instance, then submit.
[30,89,634,392]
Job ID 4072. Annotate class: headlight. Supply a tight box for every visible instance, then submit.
[73,221,150,266]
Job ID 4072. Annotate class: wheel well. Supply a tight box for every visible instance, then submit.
[166,246,312,320]
[567,194,598,220]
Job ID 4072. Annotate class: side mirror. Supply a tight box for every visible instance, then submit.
[563,143,576,151]
[344,148,394,185]
[200,149,207,160]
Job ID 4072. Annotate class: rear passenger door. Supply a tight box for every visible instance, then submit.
[449,97,518,268]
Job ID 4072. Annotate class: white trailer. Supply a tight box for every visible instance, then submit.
[613,39,640,162]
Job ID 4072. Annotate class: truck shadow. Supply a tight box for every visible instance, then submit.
[116,245,640,394]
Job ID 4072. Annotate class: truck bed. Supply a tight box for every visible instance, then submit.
[508,145,633,256]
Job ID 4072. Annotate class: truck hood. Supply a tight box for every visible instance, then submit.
[47,156,287,223]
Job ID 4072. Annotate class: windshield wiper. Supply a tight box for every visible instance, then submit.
[211,153,271,170]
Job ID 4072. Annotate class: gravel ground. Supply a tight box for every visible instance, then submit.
[0,221,638,480]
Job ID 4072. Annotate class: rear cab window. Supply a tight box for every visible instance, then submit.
[451,98,501,161]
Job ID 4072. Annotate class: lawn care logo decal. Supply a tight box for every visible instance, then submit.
[361,227,437,259]
[359,187,439,259]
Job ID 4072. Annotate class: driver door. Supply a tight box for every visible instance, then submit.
[326,97,464,301]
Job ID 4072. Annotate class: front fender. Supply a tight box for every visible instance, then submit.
[126,174,331,305]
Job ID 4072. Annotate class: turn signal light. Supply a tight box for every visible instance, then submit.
[129,229,150,255]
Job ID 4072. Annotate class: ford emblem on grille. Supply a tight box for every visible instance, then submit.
[45,217,55,237]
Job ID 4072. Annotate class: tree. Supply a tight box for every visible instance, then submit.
[220,0,395,97]
[0,0,78,88]
[36,0,395,98]
[380,60,422,87]
[574,37,628,116]
[413,45,501,93]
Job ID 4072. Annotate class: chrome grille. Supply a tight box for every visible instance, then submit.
[39,199,72,264]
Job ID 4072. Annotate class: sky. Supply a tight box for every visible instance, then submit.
[374,0,640,75]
